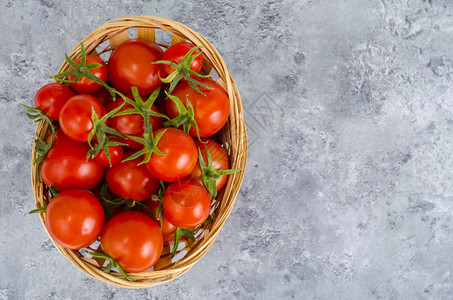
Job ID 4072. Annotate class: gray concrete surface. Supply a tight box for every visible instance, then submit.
[1,0,453,299]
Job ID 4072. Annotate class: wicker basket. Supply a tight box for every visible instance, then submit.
[30,16,247,288]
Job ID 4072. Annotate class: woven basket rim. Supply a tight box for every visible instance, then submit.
[30,15,247,288]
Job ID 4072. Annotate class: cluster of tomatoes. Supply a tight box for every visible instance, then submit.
[25,38,238,279]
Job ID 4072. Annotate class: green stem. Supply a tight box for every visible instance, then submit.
[87,252,136,281]
[20,104,57,132]
[29,206,47,214]
[49,185,60,196]
[33,135,54,178]
[150,181,166,229]
[102,197,156,218]
[171,228,195,259]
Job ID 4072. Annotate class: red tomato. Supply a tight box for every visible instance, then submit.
[90,86,113,106]
[59,94,106,142]
[105,155,160,201]
[34,83,74,121]
[163,180,211,228]
[189,138,231,193]
[108,39,164,95]
[100,211,163,273]
[165,78,230,137]
[41,129,105,191]
[106,98,163,149]
[45,189,105,250]
[146,128,198,182]
[144,199,178,245]
[94,143,124,166]
[161,42,203,77]
[68,55,108,94]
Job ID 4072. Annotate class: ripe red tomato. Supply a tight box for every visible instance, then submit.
[106,98,163,149]
[105,155,160,201]
[189,138,231,193]
[59,94,106,142]
[45,189,105,250]
[161,42,203,77]
[165,78,230,137]
[95,143,124,166]
[145,128,198,182]
[41,129,105,191]
[144,199,178,245]
[163,180,211,228]
[34,83,74,121]
[108,39,164,95]
[100,211,163,273]
[68,55,108,94]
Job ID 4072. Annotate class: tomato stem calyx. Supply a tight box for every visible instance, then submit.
[20,103,57,133]
[121,126,167,165]
[114,86,169,134]
[198,147,241,198]
[86,104,127,164]
[87,251,136,282]
[51,43,116,99]
[154,46,213,95]
[34,135,54,178]
[163,93,201,139]
[171,227,195,259]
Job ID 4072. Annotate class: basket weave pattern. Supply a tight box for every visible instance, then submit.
[30,16,247,288]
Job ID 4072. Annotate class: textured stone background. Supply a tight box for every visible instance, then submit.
[1,0,453,299]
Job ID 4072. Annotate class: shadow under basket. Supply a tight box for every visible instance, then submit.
[30,16,247,288]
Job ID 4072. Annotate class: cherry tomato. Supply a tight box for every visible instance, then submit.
[68,55,108,94]
[90,86,113,106]
[105,155,160,201]
[163,180,211,228]
[41,129,105,191]
[106,98,163,149]
[108,39,164,95]
[100,211,163,273]
[45,189,105,250]
[34,83,74,121]
[146,128,198,182]
[59,94,106,142]
[144,199,178,245]
[161,42,203,77]
[94,143,124,166]
[189,138,231,193]
[165,78,230,137]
